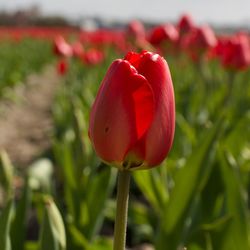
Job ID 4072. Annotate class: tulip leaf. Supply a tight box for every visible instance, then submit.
[176,113,197,145]
[83,166,116,240]
[68,224,89,249]
[133,168,169,215]
[10,178,31,250]
[224,111,250,157]
[39,197,66,250]
[86,237,113,250]
[25,242,39,250]
[53,138,77,190]
[0,150,14,198]
[156,119,223,249]
[0,200,13,250]
[215,148,250,250]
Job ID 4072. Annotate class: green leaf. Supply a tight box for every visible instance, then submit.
[176,113,197,145]
[10,178,31,250]
[25,242,38,250]
[83,166,116,240]
[0,200,13,250]
[133,168,169,215]
[215,148,250,250]
[39,197,66,250]
[86,237,113,250]
[53,138,77,190]
[0,150,14,198]
[68,224,89,249]
[156,119,223,249]
[224,111,250,158]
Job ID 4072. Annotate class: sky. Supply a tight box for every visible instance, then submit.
[1,0,250,26]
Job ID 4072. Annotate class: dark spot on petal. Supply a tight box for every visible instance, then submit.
[105,127,109,133]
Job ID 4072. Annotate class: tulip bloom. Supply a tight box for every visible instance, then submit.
[53,35,73,57]
[72,41,84,58]
[126,20,146,41]
[82,49,105,65]
[89,51,175,170]
[148,24,179,47]
[57,59,68,75]
[148,24,179,55]
[214,33,250,70]
[181,25,217,61]
[177,14,194,35]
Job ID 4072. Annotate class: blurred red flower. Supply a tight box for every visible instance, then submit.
[53,35,73,57]
[57,59,68,75]
[181,25,217,61]
[177,13,195,35]
[82,49,105,65]
[215,33,250,70]
[72,41,85,58]
[126,20,146,41]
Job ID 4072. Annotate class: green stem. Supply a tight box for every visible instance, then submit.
[224,71,235,107]
[113,170,131,250]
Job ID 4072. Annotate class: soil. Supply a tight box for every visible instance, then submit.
[0,65,60,168]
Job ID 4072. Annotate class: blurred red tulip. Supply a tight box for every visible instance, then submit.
[53,35,73,57]
[177,14,195,35]
[215,33,250,70]
[196,26,217,48]
[72,41,84,58]
[148,24,179,55]
[0,27,78,41]
[79,29,126,50]
[89,51,175,170]
[148,24,179,47]
[83,49,105,65]
[181,25,217,61]
[126,20,146,41]
[57,59,68,75]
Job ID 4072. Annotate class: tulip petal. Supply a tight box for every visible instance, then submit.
[127,52,175,167]
[89,59,155,164]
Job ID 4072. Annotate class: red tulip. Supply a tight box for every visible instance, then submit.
[217,33,250,70]
[177,14,194,35]
[72,41,84,58]
[148,24,179,47]
[89,51,175,170]
[126,20,146,41]
[195,26,217,49]
[57,59,68,75]
[181,25,217,61]
[82,49,105,65]
[148,24,179,55]
[53,35,73,57]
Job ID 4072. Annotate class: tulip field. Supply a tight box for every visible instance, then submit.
[0,38,52,97]
[0,15,250,250]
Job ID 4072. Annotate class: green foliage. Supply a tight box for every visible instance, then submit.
[0,39,52,98]
[0,151,14,199]
[215,147,249,250]
[0,201,13,250]
[39,197,66,250]
[156,118,223,249]
[10,179,31,250]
